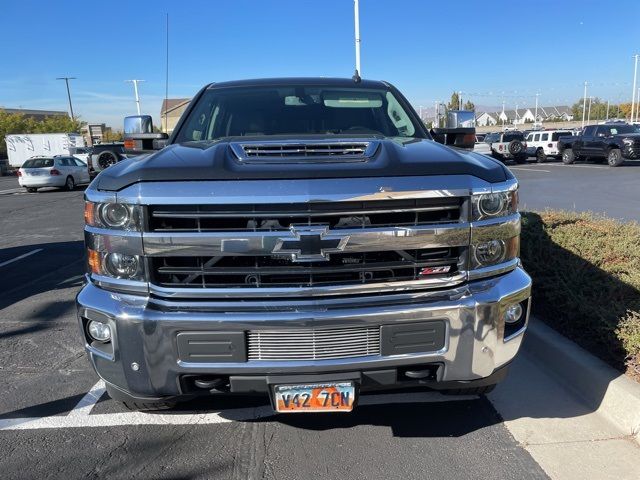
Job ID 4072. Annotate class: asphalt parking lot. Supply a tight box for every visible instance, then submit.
[0,165,638,479]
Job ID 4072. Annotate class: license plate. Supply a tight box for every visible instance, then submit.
[274,382,355,413]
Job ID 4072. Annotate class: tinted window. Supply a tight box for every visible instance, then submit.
[58,158,73,166]
[552,132,572,141]
[503,133,524,142]
[533,134,540,141]
[73,158,87,167]
[174,85,423,143]
[22,158,54,168]
[541,133,548,141]
[583,126,596,136]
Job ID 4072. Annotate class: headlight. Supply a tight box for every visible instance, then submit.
[85,201,141,231]
[87,248,145,281]
[470,236,519,269]
[474,240,505,265]
[472,191,517,220]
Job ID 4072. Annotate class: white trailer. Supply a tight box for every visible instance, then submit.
[4,133,86,168]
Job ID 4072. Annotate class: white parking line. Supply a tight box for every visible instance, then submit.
[0,248,43,268]
[510,167,551,173]
[0,381,477,430]
[0,188,22,194]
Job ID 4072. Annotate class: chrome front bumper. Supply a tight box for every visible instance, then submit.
[77,268,532,399]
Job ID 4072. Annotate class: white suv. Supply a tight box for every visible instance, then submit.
[486,131,528,164]
[525,130,573,163]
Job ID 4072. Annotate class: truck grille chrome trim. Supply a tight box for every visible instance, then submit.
[230,140,379,164]
[247,326,381,360]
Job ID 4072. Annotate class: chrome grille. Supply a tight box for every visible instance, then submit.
[151,248,460,289]
[247,326,380,361]
[148,198,462,232]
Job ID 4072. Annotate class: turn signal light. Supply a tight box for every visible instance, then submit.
[87,248,102,275]
[84,201,95,226]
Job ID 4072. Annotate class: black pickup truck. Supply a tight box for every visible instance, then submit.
[558,123,640,166]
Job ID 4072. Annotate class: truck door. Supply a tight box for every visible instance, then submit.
[579,126,596,155]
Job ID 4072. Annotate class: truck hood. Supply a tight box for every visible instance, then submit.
[94,137,511,191]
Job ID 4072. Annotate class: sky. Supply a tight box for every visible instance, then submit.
[2,0,640,127]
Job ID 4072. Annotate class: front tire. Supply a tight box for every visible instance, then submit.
[26,187,37,193]
[65,176,75,191]
[562,149,575,164]
[536,149,547,163]
[607,148,624,167]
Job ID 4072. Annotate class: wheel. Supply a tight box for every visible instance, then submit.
[607,148,624,167]
[26,187,37,193]
[105,384,177,412]
[65,176,75,191]
[97,151,119,170]
[536,149,547,163]
[441,384,496,396]
[562,148,575,164]
[507,140,524,157]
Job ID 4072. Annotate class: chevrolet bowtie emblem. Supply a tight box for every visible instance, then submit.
[272,226,350,262]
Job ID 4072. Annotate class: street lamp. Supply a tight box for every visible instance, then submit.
[581,81,588,128]
[353,0,361,78]
[56,77,76,121]
[125,79,145,116]
[631,55,639,122]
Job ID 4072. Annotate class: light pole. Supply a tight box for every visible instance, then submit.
[434,100,439,127]
[56,77,76,121]
[637,87,640,123]
[125,79,145,115]
[587,96,593,125]
[606,100,610,119]
[353,0,361,78]
[581,81,588,128]
[631,54,639,122]
[459,91,463,110]
[534,92,539,124]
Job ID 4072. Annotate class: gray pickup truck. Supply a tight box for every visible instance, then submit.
[77,78,531,412]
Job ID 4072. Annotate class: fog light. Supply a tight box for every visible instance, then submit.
[474,240,505,266]
[104,253,139,278]
[87,321,111,342]
[504,303,524,325]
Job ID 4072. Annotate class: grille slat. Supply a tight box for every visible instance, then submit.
[247,326,380,361]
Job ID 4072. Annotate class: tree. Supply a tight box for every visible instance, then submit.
[447,91,460,111]
[463,100,475,112]
[103,129,124,142]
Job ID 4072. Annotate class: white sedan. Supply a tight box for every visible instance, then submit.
[18,156,92,193]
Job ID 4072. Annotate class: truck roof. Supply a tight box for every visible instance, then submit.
[206,77,391,90]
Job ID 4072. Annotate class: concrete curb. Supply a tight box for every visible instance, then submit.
[523,317,640,442]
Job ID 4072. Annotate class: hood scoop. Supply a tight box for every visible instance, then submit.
[230,140,379,164]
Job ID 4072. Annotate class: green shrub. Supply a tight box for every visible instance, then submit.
[521,211,640,378]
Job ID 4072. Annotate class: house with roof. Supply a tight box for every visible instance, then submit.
[476,112,497,127]
[0,107,68,121]
[160,98,191,134]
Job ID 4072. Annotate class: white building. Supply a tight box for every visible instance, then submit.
[476,112,497,126]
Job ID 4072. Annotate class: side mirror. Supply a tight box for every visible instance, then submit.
[431,110,476,149]
[123,115,168,154]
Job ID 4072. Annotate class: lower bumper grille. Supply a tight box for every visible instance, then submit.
[247,326,381,361]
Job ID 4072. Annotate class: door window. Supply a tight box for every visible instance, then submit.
[534,134,540,142]
[541,133,548,141]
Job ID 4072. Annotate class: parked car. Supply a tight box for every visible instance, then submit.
[525,130,573,163]
[88,143,128,174]
[78,77,531,412]
[69,146,91,164]
[558,123,640,166]
[489,131,527,163]
[17,155,91,192]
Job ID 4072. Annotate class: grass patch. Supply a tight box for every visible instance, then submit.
[521,211,640,380]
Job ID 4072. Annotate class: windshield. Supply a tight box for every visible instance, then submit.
[174,86,422,143]
[22,158,54,168]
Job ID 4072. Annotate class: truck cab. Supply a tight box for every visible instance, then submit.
[77,78,531,413]
[559,123,640,166]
